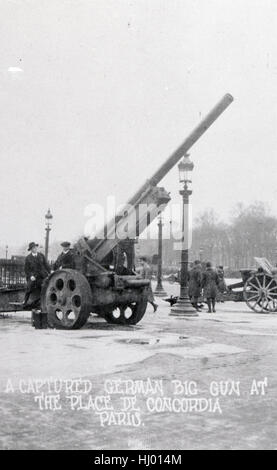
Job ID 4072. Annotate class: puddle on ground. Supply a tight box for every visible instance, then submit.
[226,329,277,336]
[205,319,251,324]
[85,322,142,332]
[79,335,110,340]
[205,319,223,323]
[117,338,157,345]
[116,335,189,346]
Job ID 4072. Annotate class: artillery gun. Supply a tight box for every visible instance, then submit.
[228,257,277,313]
[41,94,233,329]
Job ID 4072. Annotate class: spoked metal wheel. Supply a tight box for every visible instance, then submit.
[41,269,92,329]
[104,292,148,325]
[243,273,277,313]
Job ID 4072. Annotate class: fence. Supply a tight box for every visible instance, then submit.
[0,259,26,289]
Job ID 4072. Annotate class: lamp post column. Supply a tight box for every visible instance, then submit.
[45,209,53,262]
[170,154,198,317]
[154,214,167,296]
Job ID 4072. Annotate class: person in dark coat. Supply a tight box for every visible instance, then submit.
[217,265,227,302]
[24,242,50,307]
[139,257,158,312]
[201,261,219,313]
[53,242,76,270]
[188,260,202,311]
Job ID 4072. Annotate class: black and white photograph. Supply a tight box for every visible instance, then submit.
[0,0,277,453]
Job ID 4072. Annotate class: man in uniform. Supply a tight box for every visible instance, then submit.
[217,265,227,302]
[24,242,50,308]
[202,261,220,313]
[138,256,158,312]
[53,241,76,270]
[188,260,202,311]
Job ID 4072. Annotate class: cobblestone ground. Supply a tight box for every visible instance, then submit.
[0,282,277,450]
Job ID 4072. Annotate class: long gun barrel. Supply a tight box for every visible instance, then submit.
[128,93,234,206]
[81,93,233,263]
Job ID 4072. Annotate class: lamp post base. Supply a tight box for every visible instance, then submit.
[154,284,167,297]
[170,297,198,317]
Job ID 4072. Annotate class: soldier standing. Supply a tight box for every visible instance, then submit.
[139,257,158,312]
[201,261,219,313]
[188,260,202,311]
[53,241,76,270]
[24,242,50,308]
[217,265,227,302]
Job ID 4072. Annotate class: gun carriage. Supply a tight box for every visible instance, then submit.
[37,94,233,329]
[228,257,277,313]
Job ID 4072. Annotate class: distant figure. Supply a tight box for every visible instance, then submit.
[188,260,202,311]
[24,242,50,308]
[202,262,219,313]
[217,265,227,302]
[139,257,158,312]
[115,250,129,275]
[53,241,76,270]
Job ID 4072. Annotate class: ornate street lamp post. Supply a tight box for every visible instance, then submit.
[154,213,167,296]
[45,209,53,262]
[170,154,198,316]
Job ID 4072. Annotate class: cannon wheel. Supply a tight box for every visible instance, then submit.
[104,289,148,325]
[41,269,92,329]
[243,273,277,313]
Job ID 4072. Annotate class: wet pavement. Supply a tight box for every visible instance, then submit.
[0,282,277,450]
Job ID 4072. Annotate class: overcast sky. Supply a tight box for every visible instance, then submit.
[1,0,277,254]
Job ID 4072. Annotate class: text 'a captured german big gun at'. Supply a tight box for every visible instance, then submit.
[41,94,234,329]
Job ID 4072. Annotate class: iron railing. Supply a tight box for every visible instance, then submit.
[0,259,26,289]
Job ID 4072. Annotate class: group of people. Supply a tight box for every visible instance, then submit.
[188,261,226,313]
[23,242,159,314]
[136,257,227,314]
[23,240,226,315]
[23,241,75,308]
